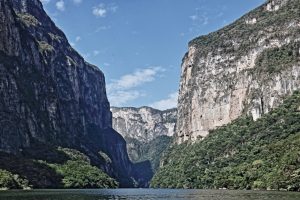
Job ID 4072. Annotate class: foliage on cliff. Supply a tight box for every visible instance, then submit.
[0,147,118,189]
[127,135,172,172]
[151,91,300,191]
[189,0,300,58]
[0,170,30,190]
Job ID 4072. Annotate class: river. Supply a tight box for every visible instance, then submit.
[0,189,299,200]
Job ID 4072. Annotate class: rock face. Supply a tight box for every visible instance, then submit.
[176,0,300,143]
[112,107,176,143]
[111,107,176,170]
[0,0,148,187]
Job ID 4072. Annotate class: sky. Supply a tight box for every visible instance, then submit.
[40,0,265,110]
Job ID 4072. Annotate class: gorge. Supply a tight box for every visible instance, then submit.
[0,0,300,192]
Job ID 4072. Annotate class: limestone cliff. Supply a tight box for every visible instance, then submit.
[0,0,148,187]
[111,107,176,170]
[176,0,300,143]
[112,107,176,143]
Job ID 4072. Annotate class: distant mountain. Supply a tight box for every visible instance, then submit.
[0,0,150,189]
[153,0,300,191]
[111,107,176,171]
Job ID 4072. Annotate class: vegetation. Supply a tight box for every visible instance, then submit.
[17,13,40,27]
[37,41,54,52]
[48,33,62,43]
[0,170,30,190]
[0,147,118,189]
[189,0,300,59]
[254,42,300,74]
[49,161,117,189]
[41,148,118,189]
[151,91,300,191]
[126,136,172,172]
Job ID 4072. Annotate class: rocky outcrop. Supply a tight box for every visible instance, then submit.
[112,107,176,143]
[0,0,148,187]
[111,107,176,170]
[176,0,300,143]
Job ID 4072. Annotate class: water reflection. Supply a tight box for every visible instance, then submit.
[0,189,299,200]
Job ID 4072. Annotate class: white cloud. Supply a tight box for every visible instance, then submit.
[95,26,111,32]
[190,15,198,21]
[93,4,107,17]
[75,36,81,42]
[107,67,165,91]
[107,67,165,107]
[41,0,50,4]
[92,3,118,18]
[56,0,65,11]
[109,91,144,107]
[150,92,178,110]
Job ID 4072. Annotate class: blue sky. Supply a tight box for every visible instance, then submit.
[41,0,265,110]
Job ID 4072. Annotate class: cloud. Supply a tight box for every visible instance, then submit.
[75,36,81,42]
[92,3,118,18]
[107,67,165,91]
[109,91,144,107]
[107,67,165,106]
[150,92,178,110]
[93,4,107,17]
[56,0,65,11]
[189,15,198,21]
[95,26,111,32]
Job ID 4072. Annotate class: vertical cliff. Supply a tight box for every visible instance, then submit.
[111,107,176,171]
[0,0,147,188]
[112,107,176,143]
[176,0,300,143]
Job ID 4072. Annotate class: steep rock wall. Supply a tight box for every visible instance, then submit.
[0,0,148,187]
[112,107,176,143]
[176,0,300,143]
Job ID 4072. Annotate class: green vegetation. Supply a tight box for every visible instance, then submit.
[255,42,300,74]
[17,13,40,27]
[127,136,172,172]
[37,41,54,52]
[189,0,300,58]
[0,148,118,189]
[49,161,117,189]
[151,91,300,191]
[48,33,62,43]
[0,170,30,190]
[41,148,118,189]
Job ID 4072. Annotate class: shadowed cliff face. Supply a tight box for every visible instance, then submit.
[0,0,150,187]
[176,0,300,143]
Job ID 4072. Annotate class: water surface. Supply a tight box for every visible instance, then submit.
[0,189,299,200]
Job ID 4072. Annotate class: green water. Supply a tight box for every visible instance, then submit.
[0,189,299,200]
